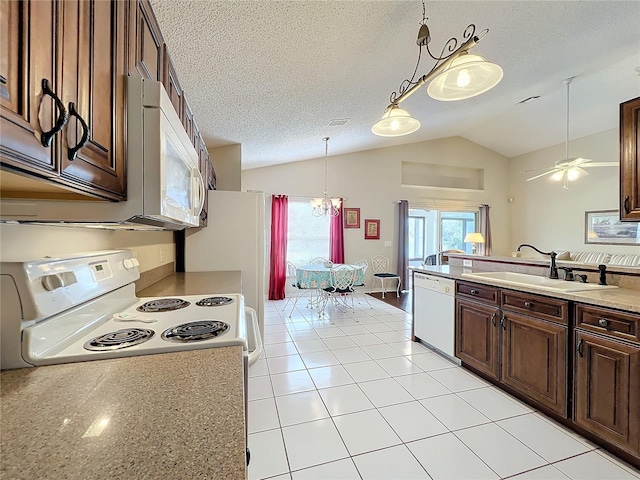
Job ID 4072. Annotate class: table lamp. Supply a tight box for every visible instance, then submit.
[464,232,485,255]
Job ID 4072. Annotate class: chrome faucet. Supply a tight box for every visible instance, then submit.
[516,244,559,279]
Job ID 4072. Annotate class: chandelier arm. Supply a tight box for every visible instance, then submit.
[386,32,480,109]
[390,47,424,104]
[424,24,477,61]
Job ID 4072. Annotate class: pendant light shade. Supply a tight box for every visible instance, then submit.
[371,104,421,137]
[427,53,503,101]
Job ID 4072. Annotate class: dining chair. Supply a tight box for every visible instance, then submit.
[370,255,401,298]
[352,259,372,308]
[319,265,356,315]
[309,257,329,265]
[282,261,313,317]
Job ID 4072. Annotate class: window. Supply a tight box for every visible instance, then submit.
[408,216,425,261]
[286,198,330,266]
[441,211,476,253]
[408,208,478,266]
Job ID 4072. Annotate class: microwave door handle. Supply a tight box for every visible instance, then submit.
[195,171,205,216]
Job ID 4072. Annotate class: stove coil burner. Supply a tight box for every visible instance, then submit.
[84,328,155,351]
[162,321,230,342]
[137,298,190,313]
[195,296,234,307]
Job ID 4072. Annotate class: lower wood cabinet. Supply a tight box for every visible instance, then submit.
[574,327,640,456]
[456,298,500,380]
[501,312,567,415]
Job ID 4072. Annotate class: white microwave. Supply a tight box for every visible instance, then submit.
[0,77,205,230]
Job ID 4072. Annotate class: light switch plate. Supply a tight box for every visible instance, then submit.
[384,241,392,247]
[463,259,473,267]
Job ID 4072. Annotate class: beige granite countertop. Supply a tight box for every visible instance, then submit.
[1,347,246,480]
[137,271,242,297]
[412,265,640,313]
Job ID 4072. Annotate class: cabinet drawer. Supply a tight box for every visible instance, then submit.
[575,304,640,343]
[501,290,568,325]
[456,281,499,305]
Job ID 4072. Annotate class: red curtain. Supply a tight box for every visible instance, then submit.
[268,195,288,300]
[329,200,345,264]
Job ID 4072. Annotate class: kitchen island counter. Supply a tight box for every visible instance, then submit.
[1,347,246,479]
[412,265,640,313]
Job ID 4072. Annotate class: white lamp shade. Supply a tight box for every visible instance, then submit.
[464,232,485,243]
[330,197,341,208]
[427,53,503,101]
[371,105,421,137]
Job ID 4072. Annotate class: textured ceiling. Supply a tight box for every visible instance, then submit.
[149,0,640,169]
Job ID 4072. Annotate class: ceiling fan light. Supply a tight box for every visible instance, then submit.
[371,105,421,137]
[567,168,582,181]
[551,170,565,181]
[427,53,503,101]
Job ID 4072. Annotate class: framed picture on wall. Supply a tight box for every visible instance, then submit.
[585,210,640,245]
[364,219,380,239]
[344,208,360,228]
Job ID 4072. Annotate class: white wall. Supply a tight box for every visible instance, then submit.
[0,224,175,273]
[243,136,511,285]
[508,128,639,256]
[210,144,242,192]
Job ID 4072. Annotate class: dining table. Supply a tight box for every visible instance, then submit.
[296,263,365,289]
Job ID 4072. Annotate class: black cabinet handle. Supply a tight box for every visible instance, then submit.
[67,102,90,161]
[500,313,506,330]
[577,338,584,357]
[624,196,631,215]
[524,301,532,309]
[490,312,496,327]
[40,79,68,147]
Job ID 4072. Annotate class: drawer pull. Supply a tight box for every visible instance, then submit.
[491,312,496,327]
[577,338,584,357]
[470,289,478,295]
[524,301,532,309]
[598,318,609,328]
[500,313,506,330]
[67,102,90,161]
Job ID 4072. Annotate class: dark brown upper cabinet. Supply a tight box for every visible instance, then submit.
[131,0,164,81]
[162,45,183,120]
[1,0,128,200]
[620,96,640,221]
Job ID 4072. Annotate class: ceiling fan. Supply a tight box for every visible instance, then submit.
[523,77,618,189]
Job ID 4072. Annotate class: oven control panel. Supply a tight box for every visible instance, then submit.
[90,261,113,281]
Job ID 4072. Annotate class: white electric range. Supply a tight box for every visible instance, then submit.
[0,249,261,369]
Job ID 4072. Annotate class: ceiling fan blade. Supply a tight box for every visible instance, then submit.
[521,166,555,173]
[526,169,559,181]
[584,162,618,167]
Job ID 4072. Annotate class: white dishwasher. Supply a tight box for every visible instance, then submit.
[413,273,458,362]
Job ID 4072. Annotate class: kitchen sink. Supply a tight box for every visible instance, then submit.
[460,271,619,293]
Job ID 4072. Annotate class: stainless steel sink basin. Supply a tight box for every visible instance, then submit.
[460,271,619,293]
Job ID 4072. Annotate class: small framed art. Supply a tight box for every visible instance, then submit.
[585,210,640,245]
[344,208,360,228]
[364,219,380,239]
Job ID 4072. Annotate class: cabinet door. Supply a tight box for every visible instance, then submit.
[501,312,567,415]
[0,0,58,175]
[59,0,127,199]
[574,331,640,455]
[620,96,640,221]
[182,94,194,145]
[131,0,163,81]
[162,45,183,120]
[455,299,500,379]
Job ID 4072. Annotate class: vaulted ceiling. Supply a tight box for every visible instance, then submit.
[150,0,640,169]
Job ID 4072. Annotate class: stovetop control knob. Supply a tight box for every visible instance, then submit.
[42,274,64,291]
[41,272,77,291]
[123,258,140,269]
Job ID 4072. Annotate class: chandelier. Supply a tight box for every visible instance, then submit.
[372,0,503,137]
[311,137,340,217]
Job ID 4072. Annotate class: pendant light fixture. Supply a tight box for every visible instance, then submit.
[372,0,502,137]
[311,137,340,217]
